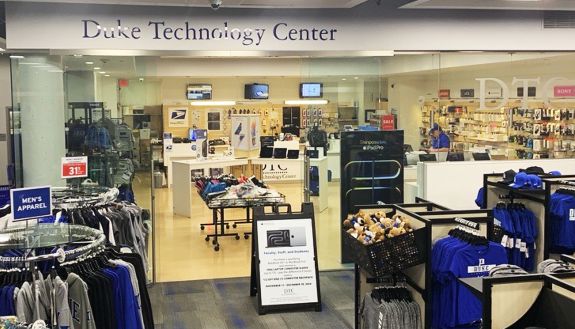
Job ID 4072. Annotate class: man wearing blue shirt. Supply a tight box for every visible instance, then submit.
[429,124,450,152]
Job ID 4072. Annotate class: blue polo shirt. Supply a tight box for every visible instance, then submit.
[432,132,450,149]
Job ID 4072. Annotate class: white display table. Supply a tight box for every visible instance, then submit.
[172,158,249,217]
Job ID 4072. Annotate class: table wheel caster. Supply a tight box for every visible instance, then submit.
[235,235,240,240]
[214,245,220,251]
[212,239,217,245]
[226,224,230,229]
[233,223,237,229]
[205,236,210,242]
[200,225,205,230]
[244,234,249,240]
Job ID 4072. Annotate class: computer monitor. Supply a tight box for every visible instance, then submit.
[447,152,465,161]
[419,154,437,162]
[472,152,491,161]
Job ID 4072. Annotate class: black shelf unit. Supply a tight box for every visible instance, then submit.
[349,200,495,329]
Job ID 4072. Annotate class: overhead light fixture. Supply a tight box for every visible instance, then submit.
[285,100,328,105]
[354,77,359,80]
[99,71,106,74]
[190,101,236,106]
[85,61,94,65]
[74,54,83,57]
[342,78,347,81]
[10,55,24,59]
[104,74,111,77]
[94,67,101,70]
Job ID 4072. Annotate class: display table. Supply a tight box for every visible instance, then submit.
[249,157,303,181]
[250,157,328,212]
[172,158,249,217]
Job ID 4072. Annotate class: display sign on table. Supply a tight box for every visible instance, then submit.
[61,156,88,179]
[250,203,322,315]
[10,186,52,221]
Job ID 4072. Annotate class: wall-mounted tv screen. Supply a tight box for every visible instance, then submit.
[244,83,269,100]
[187,84,212,100]
[300,83,323,98]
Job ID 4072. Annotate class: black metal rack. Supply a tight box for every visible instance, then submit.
[482,173,575,259]
[349,200,495,329]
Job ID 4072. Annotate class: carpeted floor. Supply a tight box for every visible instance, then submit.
[149,270,355,329]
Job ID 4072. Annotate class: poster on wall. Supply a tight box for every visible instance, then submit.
[251,203,321,315]
[168,107,189,127]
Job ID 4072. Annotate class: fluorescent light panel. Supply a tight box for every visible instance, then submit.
[285,100,328,105]
[190,100,236,106]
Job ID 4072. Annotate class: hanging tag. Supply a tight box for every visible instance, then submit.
[520,242,527,253]
[515,238,522,249]
[501,235,509,248]
[507,238,514,249]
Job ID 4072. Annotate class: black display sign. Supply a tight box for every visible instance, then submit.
[250,203,322,315]
[339,131,404,263]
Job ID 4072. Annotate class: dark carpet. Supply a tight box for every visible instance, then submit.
[149,270,355,329]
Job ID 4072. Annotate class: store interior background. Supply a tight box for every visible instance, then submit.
[8,51,575,282]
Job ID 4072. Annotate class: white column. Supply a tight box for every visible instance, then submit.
[18,56,66,187]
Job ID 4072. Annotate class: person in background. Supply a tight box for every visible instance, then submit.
[429,123,450,152]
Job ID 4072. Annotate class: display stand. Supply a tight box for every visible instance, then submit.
[457,255,575,329]
[481,173,575,261]
[249,203,322,315]
[347,200,495,329]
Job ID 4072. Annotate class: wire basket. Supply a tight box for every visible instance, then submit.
[343,228,427,277]
[207,194,286,208]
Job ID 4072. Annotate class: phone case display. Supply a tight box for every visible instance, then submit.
[421,100,575,159]
[230,114,260,151]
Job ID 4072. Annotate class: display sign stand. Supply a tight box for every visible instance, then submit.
[249,202,322,315]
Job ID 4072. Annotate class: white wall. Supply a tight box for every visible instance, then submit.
[388,77,436,148]
[65,71,95,103]
[95,76,119,117]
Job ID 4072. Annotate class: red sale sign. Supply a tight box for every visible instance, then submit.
[61,156,88,179]
[554,85,575,97]
[381,115,395,131]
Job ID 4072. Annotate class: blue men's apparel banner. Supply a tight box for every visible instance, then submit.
[10,186,52,221]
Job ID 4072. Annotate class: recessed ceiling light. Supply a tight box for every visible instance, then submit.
[104,74,110,77]
[74,54,83,57]
[94,67,101,70]
[354,77,359,80]
[99,71,107,74]
[10,55,24,59]
[342,78,347,81]
[85,61,94,65]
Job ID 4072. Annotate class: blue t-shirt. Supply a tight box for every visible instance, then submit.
[550,193,575,250]
[448,242,507,326]
[432,132,450,149]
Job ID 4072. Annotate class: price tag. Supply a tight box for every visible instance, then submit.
[61,156,88,179]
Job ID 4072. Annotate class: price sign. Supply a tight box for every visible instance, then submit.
[61,156,88,179]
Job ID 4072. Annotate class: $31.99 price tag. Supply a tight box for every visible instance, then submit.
[61,156,88,179]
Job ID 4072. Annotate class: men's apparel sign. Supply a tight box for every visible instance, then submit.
[251,203,322,315]
[10,186,52,221]
[61,156,88,179]
[168,108,189,127]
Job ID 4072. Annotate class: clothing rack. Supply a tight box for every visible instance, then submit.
[348,200,494,329]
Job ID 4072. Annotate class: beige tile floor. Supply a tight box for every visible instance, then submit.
[134,173,349,283]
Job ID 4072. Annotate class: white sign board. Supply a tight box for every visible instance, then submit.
[168,107,189,128]
[256,218,319,306]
